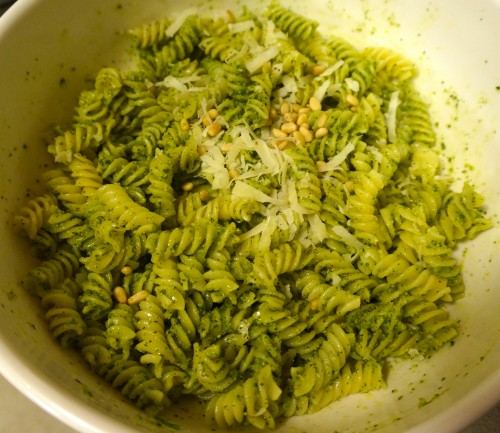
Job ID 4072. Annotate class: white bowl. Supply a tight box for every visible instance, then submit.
[0,1,499,432]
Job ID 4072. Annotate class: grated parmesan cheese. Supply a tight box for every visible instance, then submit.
[317,60,344,78]
[164,8,197,37]
[331,225,364,254]
[228,20,255,34]
[200,145,230,190]
[232,181,279,205]
[313,79,331,102]
[245,46,280,74]
[308,214,328,244]
[317,142,356,172]
[386,90,400,143]
[157,75,199,92]
[345,78,360,92]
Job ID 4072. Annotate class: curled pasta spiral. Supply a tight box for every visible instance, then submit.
[181,194,260,226]
[129,17,172,48]
[199,33,246,65]
[80,231,148,274]
[87,184,164,233]
[148,149,176,221]
[244,72,274,129]
[286,323,354,399]
[295,270,361,317]
[345,302,419,360]
[135,294,178,370]
[105,303,136,359]
[363,46,417,83]
[101,355,168,413]
[346,169,391,246]
[205,364,282,429]
[438,183,492,245]
[48,123,105,164]
[148,15,203,79]
[398,87,436,146]
[402,297,458,355]
[311,360,384,413]
[14,193,57,240]
[24,246,81,297]
[203,249,239,303]
[68,153,103,197]
[99,158,150,188]
[42,169,87,216]
[79,320,112,369]
[251,241,314,288]
[192,342,239,393]
[286,145,322,214]
[372,252,452,304]
[152,258,186,311]
[42,278,86,348]
[267,5,318,40]
[78,271,114,320]
[146,220,236,263]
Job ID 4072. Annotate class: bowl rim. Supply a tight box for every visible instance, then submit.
[0,0,499,432]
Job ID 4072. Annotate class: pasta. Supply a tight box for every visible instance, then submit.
[14,2,492,430]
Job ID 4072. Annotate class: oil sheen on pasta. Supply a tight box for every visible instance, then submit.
[14,2,492,430]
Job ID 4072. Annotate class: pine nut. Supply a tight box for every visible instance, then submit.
[309,96,322,111]
[297,113,308,126]
[207,122,222,137]
[182,182,194,192]
[346,94,359,106]
[280,102,291,114]
[298,107,311,114]
[317,113,328,128]
[310,297,319,311]
[277,140,291,150]
[311,65,327,76]
[127,290,149,305]
[228,169,240,179]
[197,145,207,156]
[293,131,306,145]
[281,122,298,134]
[273,128,288,138]
[316,161,327,171]
[202,116,211,127]
[220,143,232,153]
[315,127,328,139]
[120,265,133,276]
[283,112,298,123]
[262,61,272,73]
[226,10,236,23]
[199,190,211,201]
[113,286,128,304]
[292,103,302,113]
[301,126,314,143]
[344,180,354,192]
[208,108,218,119]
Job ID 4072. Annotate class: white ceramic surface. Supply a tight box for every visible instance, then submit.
[1,371,498,433]
[0,1,499,433]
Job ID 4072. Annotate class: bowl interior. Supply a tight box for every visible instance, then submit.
[0,1,499,432]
